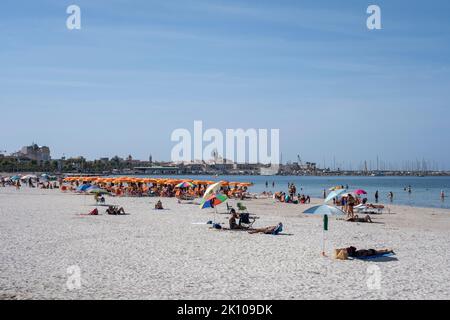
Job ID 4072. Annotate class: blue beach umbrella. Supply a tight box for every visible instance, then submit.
[304,205,346,216]
[76,184,91,192]
[41,173,51,181]
[324,189,348,203]
[11,175,21,181]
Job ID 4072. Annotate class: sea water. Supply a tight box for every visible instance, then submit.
[130,175,450,209]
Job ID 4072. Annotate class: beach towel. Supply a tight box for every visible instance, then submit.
[354,252,395,260]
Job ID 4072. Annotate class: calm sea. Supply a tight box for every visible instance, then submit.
[131,175,450,210]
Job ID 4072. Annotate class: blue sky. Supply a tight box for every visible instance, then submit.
[1,0,450,169]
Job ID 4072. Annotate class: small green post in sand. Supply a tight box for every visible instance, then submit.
[323,214,329,231]
[322,214,329,256]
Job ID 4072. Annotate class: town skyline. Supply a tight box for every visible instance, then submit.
[1,142,447,173]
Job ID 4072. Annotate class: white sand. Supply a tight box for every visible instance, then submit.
[0,187,449,300]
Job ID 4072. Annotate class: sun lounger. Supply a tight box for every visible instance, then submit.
[355,204,384,214]
[239,213,257,229]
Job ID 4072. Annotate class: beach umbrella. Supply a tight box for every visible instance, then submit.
[238,182,253,187]
[11,175,21,181]
[354,189,367,195]
[202,182,221,199]
[200,193,228,224]
[76,184,92,192]
[324,189,348,203]
[200,194,228,209]
[304,205,345,216]
[303,205,345,256]
[175,181,195,189]
[88,188,109,195]
[21,174,37,180]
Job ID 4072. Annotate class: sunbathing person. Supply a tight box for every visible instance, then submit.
[155,200,164,210]
[346,214,373,223]
[346,246,394,258]
[106,205,126,215]
[366,203,385,209]
[248,222,283,235]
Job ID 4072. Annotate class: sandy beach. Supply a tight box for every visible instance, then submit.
[0,187,449,300]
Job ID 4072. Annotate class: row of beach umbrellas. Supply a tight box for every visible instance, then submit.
[64,176,253,188]
[2,174,53,181]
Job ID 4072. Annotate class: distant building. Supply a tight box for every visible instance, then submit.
[134,166,181,175]
[14,143,51,161]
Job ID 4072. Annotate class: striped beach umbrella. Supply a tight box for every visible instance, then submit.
[175,181,195,188]
[200,194,228,209]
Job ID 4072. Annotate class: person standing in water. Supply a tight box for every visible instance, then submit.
[375,190,379,203]
[441,190,445,201]
[388,191,394,202]
[323,189,327,199]
[272,181,275,188]
[265,181,268,188]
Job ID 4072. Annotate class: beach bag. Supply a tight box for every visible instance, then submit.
[334,249,348,260]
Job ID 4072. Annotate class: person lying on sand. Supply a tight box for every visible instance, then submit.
[106,205,126,215]
[346,246,394,258]
[365,203,385,209]
[248,222,283,235]
[346,215,373,223]
[155,200,164,210]
[89,208,98,215]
